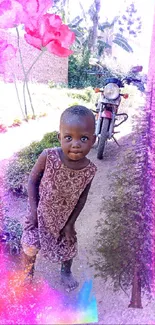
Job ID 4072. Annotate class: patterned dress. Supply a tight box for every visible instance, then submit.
[21,148,97,262]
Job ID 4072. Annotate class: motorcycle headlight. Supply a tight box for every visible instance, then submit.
[104,83,120,100]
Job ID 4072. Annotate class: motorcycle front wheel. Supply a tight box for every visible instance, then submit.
[97,118,109,160]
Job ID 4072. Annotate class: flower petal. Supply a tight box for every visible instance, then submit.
[0,38,7,50]
[24,12,75,57]
[2,44,17,61]
[57,24,75,47]
[17,0,52,21]
[47,40,73,57]
[37,0,52,15]
[24,33,42,50]
[46,13,62,29]
[0,0,12,13]
[0,0,24,28]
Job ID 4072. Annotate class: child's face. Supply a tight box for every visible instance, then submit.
[59,115,96,161]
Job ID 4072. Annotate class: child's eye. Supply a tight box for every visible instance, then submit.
[81,136,89,142]
[65,136,72,141]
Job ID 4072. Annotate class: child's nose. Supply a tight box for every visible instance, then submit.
[72,140,81,147]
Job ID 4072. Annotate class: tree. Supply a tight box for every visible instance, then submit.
[87,0,101,53]
[52,0,70,23]
[97,17,133,58]
[52,1,133,58]
[117,2,142,38]
[92,109,152,307]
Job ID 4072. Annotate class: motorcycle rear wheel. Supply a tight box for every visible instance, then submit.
[97,118,109,159]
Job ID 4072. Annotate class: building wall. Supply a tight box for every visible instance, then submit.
[0,29,68,84]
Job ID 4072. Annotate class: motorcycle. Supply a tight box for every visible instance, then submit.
[88,59,143,159]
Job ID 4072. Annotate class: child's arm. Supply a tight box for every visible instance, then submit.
[60,181,92,242]
[25,150,47,230]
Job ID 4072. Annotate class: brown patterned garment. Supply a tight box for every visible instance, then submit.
[21,148,97,262]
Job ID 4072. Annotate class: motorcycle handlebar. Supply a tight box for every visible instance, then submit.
[123,77,142,84]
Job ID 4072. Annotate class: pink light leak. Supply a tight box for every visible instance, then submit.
[145,2,155,296]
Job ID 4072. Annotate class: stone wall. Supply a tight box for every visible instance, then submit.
[0,29,68,84]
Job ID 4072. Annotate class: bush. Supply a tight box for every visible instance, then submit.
[48,81,68,89]
[2,217,23,255]
[92,108,151,305]
[68,52,146,90]
[119,84,145,115]
[67,87,95,103]
[68,52,97,89]
[6,131,59,196]
[68,101,80,107]
[68,52,125,89]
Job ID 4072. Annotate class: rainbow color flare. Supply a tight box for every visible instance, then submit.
[0,251,98,324]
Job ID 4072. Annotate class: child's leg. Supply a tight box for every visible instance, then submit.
[22,245,39,283]
[61,259,79,291]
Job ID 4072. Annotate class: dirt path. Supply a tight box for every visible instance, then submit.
[0,116,155,324]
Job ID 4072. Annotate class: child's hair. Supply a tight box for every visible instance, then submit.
[60,105,95,130]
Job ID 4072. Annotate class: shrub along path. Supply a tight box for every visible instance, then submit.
[0,115,155,324]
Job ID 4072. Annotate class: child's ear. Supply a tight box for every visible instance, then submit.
[57,133,61,142]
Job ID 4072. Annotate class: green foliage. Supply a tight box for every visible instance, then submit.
[112,33,133,53]
[68,52,120,89]
[118,2,142,38]
[68,101,80,107]
[3,217,23,255]
[6,131,59,196]
[67,87,95,103]
[68,52,97,89]
[48,81,68,89]
[99,16,119,31]
[98,18,133,56]
[92,114,151,294]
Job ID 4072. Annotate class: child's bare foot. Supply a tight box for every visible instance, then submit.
[22,268,34,286]
[22,273,33,286]
[22,252,36,286]
[61,272,79,292]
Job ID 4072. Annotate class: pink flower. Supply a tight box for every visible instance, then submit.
[17,0,52,18]
[0,0,24,28]
[0,0,12,14]
[0,38,16,74]
[25,14,75,57]
[0,0,52,28]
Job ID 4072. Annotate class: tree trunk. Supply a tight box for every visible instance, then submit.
[128,264,143,309]
[63,0,70,24]
[89,0,101,54]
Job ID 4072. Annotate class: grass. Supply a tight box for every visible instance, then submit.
[0,81,145,127]
[0,82,97,127]
[119,85,145,116]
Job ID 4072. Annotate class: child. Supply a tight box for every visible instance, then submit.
[21,105,97,292]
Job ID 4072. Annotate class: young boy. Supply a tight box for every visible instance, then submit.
[21,105,97,291]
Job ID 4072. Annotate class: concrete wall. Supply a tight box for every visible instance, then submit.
[0,29,68,84]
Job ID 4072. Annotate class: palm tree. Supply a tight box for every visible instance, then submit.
[87,0,101,53]
[53,0,133,61]
[52,0,70,23]
[97,17,133,58]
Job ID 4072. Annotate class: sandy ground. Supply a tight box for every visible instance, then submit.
[0,113,155,325]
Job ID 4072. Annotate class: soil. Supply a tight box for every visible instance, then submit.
[0,115,155,325]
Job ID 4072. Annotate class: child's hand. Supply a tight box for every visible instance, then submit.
[60,224,77,244]
[25,212,38,231]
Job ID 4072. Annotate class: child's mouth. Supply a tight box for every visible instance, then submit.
[69,151,82,154]
[69,152,83,160]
